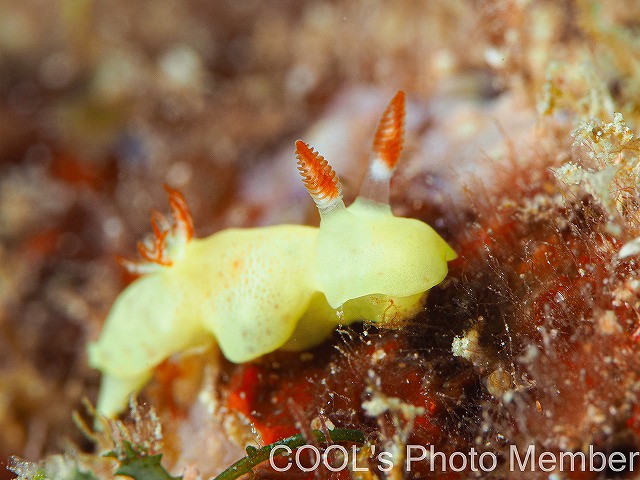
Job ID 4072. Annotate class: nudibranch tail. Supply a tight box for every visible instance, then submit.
[295,140,345,215]
[118,186,194,275]
[359,91,405,205]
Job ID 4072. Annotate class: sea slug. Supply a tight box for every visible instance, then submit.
[88,91,457,417]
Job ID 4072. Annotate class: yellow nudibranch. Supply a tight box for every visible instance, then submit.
[88,91,457,417]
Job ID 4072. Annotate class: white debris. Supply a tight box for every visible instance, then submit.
[597,310,622,335]
[619,237,640,259]
[452,328,480,362]
[362,392,425,419]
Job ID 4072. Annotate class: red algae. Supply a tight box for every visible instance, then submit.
[221,144,640,477]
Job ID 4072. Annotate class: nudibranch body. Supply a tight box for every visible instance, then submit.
[88,91,457,417]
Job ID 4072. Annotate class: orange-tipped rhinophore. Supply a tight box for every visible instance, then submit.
[295,140,343,211]
[371,90,405,175]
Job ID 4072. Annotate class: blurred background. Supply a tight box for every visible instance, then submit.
[1,0,639,478]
